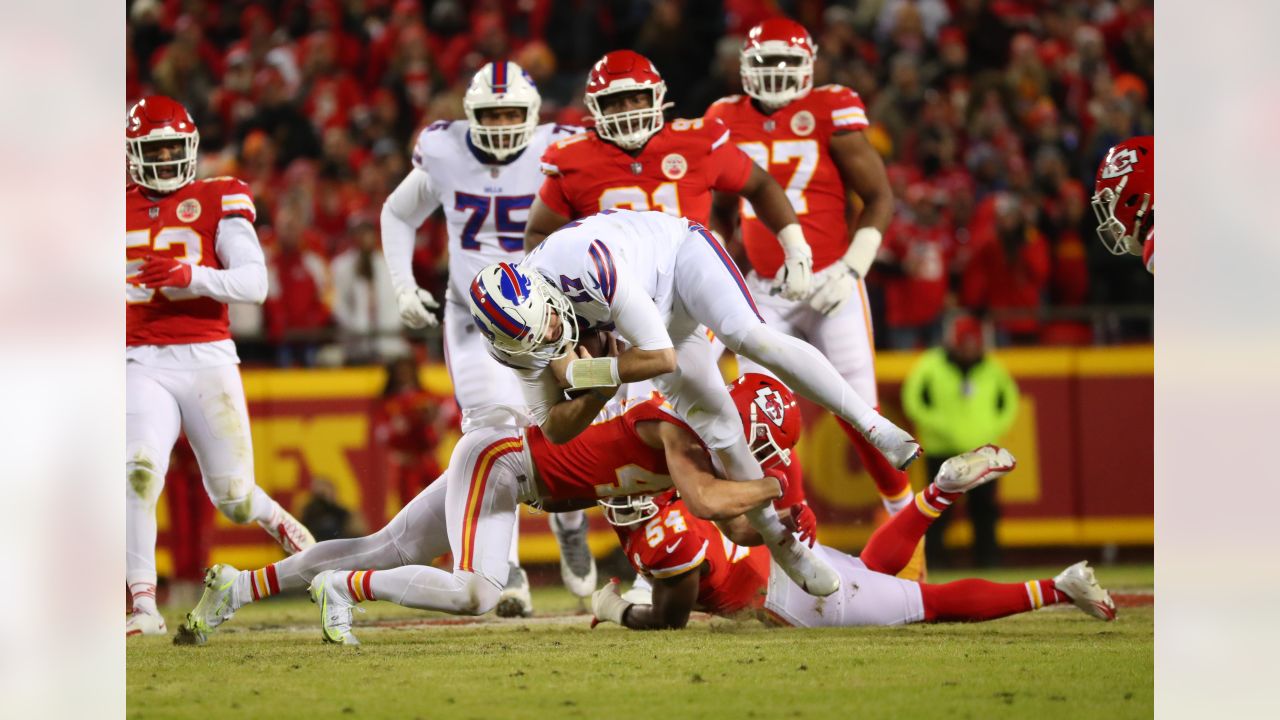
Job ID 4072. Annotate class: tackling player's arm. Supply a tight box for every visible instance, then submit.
[523,197,570,252]
[382,166,443,328]
[640,421,782,520]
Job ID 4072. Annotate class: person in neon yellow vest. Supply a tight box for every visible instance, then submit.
[902,315,1020,567]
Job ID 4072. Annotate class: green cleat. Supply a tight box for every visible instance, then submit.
[173,564,241,646]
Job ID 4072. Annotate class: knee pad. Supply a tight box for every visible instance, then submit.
[125,457,165,507]
[214,490,256,523]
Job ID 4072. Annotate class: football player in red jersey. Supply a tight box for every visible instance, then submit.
[590,378,1117,631]
[125,96,315,638]
[175,372,807,646]
[704,18,919,554]
[1092,136,1154,274]
[524,50,814,301]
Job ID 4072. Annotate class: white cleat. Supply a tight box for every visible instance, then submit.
[621,575,653,605]
[261,504,315,555]
[935,445,1017,493]
[550,514,598,598]
[771,536,840,597]
[126,609,167,638]
[1054,561,1117,621]
[174,564,241,646]
[495,563,534,618]
[309,571,361,645]
[865,421,922,471]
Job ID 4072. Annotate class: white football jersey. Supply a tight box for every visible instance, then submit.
[521,209,691,332]
[411,120,582,303]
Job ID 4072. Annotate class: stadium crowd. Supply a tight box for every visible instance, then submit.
[126,0,1154,365]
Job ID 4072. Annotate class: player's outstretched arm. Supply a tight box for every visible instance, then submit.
[523,198,570,252]
[653,422,782,520]
[382,169,442,328]
[593,574,700,631]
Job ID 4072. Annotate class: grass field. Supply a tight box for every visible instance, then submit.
[127,565,1153,720]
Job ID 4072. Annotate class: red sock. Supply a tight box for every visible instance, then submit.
[346,570,377,603]
[920,578,1066,622]
[837,416,911,502]
[861,484,958,574]
[247,564,282,601]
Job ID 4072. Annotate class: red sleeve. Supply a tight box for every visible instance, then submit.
[537,174,573,218]
[706,118,753,193]
[820,85,870,133]
[215,177,257,224]
[1142,229,1155,274]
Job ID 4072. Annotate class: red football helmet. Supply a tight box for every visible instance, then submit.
[1091,135,1154,256]
[741,18,817,107]
[729,373,801,470]
[584,50,669,150]
[127,95,199,192]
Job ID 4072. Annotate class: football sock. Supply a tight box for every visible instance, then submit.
[553,510,586,531]
[836,417,912,512]
[737,324,880,431]
[130,582,158,615]
[368,566,502,615]
[920,578,1066,622]
[236,564,282,608]
[337,570,377,603]
[862,484,958,575]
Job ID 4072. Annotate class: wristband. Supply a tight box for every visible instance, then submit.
[776,223,809,255]
[565,357,621,389]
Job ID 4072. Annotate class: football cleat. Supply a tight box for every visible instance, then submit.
[126,609,167,637]
[551,513,598,598]
[495,563,534,618]
[935,445,1017,494]
[260,504,315,556]
[309,571,361,645]
[174,564,241,646]
[770,535,840,597]
[1054,561,1117,621]
[865,422,922,471]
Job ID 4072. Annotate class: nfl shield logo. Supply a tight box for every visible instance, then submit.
[630,162,643,175]
[148,207,159,219]
[764,120,776,132]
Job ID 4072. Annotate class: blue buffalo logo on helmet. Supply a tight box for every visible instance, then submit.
[469,262,578,365]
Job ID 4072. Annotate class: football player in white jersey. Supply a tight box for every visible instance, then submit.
[467,209,924,597]
[378,62,594,617]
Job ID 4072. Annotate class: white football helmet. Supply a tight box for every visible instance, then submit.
[599,495,660,527]
[469,262,577,365]
[464,61,541,160]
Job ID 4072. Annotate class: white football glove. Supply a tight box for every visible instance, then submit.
[589,577,632,628]
[807,261,857,317]
[771,223,813,300]
[396,287,440,329]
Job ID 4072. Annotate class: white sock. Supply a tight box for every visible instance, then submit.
[130,582,158,615]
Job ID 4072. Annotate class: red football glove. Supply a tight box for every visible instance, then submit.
[764,464,788,500]
[783,502,817,548]
[132,254,192,289]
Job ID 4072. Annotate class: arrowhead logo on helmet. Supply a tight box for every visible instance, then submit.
[584,50,671,150]
[741,18,818,108]
[730,373,801,469]
[1091,136,1153,256]
[126,95,200,193]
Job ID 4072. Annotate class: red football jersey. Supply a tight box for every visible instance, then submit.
[614,496,770,615]
[537,118,753,227]
[527,397,694,501]
[705,85,870,277]
[126,177,257,346]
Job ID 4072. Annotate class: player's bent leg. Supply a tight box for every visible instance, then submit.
[126,362,183,632]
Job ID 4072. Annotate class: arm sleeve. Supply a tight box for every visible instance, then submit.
[189,216,268,304]
[537,172,574,217]
[516,366,565,426]
[381,168,441,293]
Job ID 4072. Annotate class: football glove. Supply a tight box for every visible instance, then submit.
[590,577,632,628]
[806,260,856,317]
[787,502,817,548]
[132,254,192,289]
[771,224,813,301]
[396,287,440,329]
[764,464,789,501]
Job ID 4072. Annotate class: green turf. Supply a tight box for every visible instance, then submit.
[128,565,1153,720]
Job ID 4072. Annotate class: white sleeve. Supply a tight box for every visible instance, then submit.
[189,216,268,304]
[381,168,441,293]
[607,266,673,351]
[516,366,563,426]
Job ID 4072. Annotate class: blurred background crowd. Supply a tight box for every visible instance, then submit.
[126,0,1154,368]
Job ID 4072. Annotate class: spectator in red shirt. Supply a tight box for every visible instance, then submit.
[880,184,956,350]
[961,193,1050,345]
[264,203,332,366]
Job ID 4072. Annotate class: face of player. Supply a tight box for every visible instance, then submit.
[750,54,804,91]
[475,106,528,150]
[141,139,187,179]
[597,89,653,117]
[544,308,564,344]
